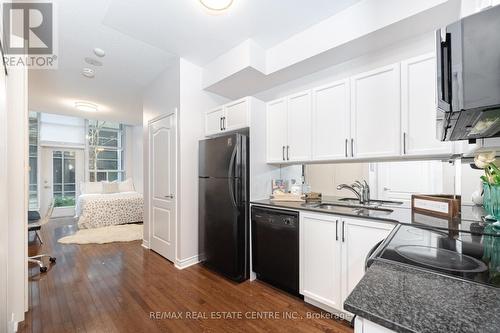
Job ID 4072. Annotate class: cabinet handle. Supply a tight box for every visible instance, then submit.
[345,139,348,158]
[282,146,285,161]
[335,220,339,241]
[342,221,345,242]
[222,117,226,130]
[286,145,290,161]
[403,132,407,155]
[220,117,223,131]
[350,139,354,158]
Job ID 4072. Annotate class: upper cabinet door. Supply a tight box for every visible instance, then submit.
[224,98,249,132]
[401,54,453,156]
[312,80,350,161]
[287,90,312,162]
[205,107,224,136]
[351,64,401,158]
[266,98,288,163]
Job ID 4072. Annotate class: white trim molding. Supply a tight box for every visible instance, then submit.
[174,255,200,270]
[141,240,150,249]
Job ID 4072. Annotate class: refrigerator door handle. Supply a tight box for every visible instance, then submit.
[228,145,238,208]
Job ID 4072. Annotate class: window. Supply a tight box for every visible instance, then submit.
[88,120,124,182]
[53,151,76,207]
[29,112,39,209]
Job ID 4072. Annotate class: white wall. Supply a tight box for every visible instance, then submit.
[6,66,28,329]
[177,59,228,263]
[124,125,143,193]
[142,59,180,249]
[0,55,9,333]
[142,58,228,264]
[132,125,143,193]
[255,32,435,102]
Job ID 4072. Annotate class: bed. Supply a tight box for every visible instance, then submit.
[76,180,144,229]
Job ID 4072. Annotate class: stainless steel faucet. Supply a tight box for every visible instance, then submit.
[337,184,363,204]
[337,180,371,204]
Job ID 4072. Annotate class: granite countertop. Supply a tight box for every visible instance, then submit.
[250,197,498,236]
[344,260,500,333]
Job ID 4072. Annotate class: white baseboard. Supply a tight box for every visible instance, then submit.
[141,240,150,249]
[175,255,199,270]
[9,314,18,333]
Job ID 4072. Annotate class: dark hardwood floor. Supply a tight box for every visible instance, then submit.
[19,217,353,333]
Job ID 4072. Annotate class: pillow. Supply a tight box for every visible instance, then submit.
[118,178,135,192]
[102,182,119,194]
[81,181,103,194]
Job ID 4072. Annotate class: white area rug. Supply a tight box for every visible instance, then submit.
[58,224,143,244]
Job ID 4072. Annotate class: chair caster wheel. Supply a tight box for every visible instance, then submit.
[49,257,56,263]
[40,266,47,273]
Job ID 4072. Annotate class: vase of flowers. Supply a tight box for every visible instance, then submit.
[481,161,500,222]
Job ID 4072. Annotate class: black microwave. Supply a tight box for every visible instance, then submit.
[436,5,500,142]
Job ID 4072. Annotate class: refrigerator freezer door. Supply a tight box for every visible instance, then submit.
[199,177,247,281]
[199,134,240,178]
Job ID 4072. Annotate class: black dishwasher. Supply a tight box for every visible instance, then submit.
[251,206,300,296]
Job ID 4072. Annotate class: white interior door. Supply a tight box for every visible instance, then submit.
[40,147,84,218]
[149,113,177,262]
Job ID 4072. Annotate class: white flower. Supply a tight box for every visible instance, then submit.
[474,151,496,169]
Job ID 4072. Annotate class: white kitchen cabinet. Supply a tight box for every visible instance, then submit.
[266,90,311,163]
[341,218,393,306]
[351,63,401,159]
[300,213,342,310]
[312,80,350,160]
[354,317,396,333]
[300,212,394,315]
[205,107,224,136]
[401,54,453,157]
[224,98,249,132]
[205,97,258,136]
[266,98,288,162]
[287,90,312,161]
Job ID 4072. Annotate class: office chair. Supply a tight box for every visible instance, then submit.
[28,200,56,273]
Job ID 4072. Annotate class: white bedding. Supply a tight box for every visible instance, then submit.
[76,191,144,229]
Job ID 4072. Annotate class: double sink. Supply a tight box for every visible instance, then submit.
[301,198,403,217]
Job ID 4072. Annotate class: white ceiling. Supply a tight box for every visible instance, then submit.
[29,0,361,125]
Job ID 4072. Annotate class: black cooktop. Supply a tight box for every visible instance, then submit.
[369,224,500,288]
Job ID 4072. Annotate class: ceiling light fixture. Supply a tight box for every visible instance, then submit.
[93,47,106,57]
[82,67,95,78]
[75,101,99,113]
[84,57,103,66]
[199,0,234,11]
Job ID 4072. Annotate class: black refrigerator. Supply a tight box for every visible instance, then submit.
[198,133,249,282]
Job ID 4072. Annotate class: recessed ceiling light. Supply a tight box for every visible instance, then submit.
[82,67,95,78]
[93,48,105,57]
[199,0,234,11]
[75,101,99,113]
[84,57,102,66]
